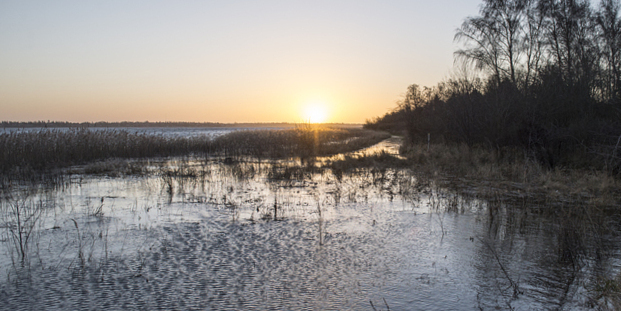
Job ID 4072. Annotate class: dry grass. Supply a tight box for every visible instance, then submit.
[402,143,535,180]
[0,126,390,182]
[211,125,390,160]
[401,142,621,206]
[0,129,212,173]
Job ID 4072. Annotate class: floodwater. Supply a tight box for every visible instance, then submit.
[0,126,288,138]
[1,140,620,310]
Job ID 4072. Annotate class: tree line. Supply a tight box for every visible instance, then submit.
[366,0,621,174]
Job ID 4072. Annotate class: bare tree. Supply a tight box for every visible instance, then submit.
[456,0,528,86]
[595,0,621,102]
[523,0,547,90]
[399,84,436,110]
[539,0,595,84]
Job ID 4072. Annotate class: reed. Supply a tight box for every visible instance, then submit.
[0,129,212,173]
[329,151,409,172]
[210,125,390,159]
[0,126,389,180]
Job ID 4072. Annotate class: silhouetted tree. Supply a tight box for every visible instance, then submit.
[595,0,621,102]
[368,0,621,171]
[456,0,529,86]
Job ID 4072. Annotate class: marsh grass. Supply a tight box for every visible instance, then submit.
[402,142,621,206]
[268,164,316,182]
[210,125,390,160]
[0,129,212,172]
[328,151,409,175]
[0,126,389,183]
[81,159,149,177]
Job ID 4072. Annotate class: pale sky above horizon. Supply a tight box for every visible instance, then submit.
[0,0,482,123]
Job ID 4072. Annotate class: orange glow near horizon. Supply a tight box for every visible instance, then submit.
[302,102,328,123]
[0,2,482,124]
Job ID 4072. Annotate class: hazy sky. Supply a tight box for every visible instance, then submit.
[0,0,481,123]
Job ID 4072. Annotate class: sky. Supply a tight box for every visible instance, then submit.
[0,0,482,123]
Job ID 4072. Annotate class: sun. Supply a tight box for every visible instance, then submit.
[303,103,328,123]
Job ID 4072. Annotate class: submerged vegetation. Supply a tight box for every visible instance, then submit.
[1,148,618,309]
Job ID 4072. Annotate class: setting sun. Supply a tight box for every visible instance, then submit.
[303,104,328,123]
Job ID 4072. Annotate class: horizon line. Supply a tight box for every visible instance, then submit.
[1,120,364,128]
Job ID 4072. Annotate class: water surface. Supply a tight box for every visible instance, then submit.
[0,126,288,138]
[0,140,619,310]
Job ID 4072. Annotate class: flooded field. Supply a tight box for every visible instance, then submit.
[0,126,264,138]
[1,141,620,310]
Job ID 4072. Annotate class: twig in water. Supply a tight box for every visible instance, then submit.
[478,237,522,298]
[383,297,391,310]
[70,218,84,268]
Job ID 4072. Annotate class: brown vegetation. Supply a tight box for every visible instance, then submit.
[0,126,389,182]
[401,142,620,206]
[210,125,389,160]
